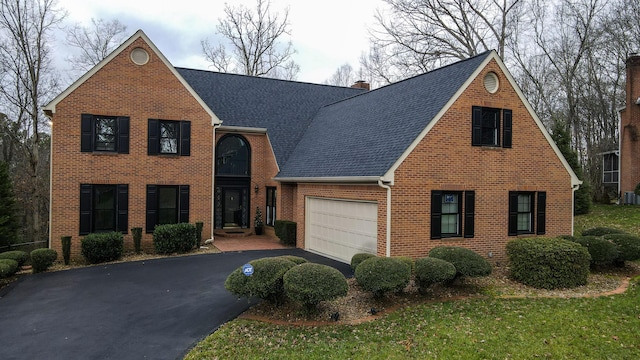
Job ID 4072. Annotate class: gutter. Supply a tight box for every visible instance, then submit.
[275,176,381,184]
[218,125,267,134]
[377,179,392,257]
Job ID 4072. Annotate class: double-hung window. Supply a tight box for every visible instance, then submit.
[431,190,475,239]
[146,185,190,232]
[508,191,546,235]
[81,114,130,153]
[148,119,191,156]
[472,106,512,148]
[79,184,128,235]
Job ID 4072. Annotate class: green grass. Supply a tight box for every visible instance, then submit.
[185,204,640,359]
[186,279,640,359]
[575,204,640,236]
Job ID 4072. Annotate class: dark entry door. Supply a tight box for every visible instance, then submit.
[223,188,242,227]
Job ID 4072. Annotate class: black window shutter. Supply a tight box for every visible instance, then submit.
[118,117,130,154]
[179,185,190,223]
[472,106,483,146]
[79,184,93,235]
[503,109,512,148]
[464,191,475,238]
[431,191,442,239]
[81,114,93,152]
[508,191,518,236]
[148,119,159,155]
[117,184,129,233]
[536,192,546,235]
[146,185,158,233]
[180,121,191,156]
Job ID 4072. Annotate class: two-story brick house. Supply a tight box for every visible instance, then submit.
[45,30,580,263]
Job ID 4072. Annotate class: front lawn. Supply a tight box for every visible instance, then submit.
[184,204,640,359]
[186,278,640,359]
[575,204,640,236]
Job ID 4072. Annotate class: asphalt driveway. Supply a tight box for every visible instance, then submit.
[0,249,351,360]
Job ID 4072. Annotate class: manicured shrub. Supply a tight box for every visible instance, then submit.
[428,246,492,278]
[61,236,72,265]
[283,263,348,312]
[506,237,590,289]
[276,255,308,265]
[153,223,197,254]
[225,257,297,305]
[131,227,142,254]
[603,233,640,263]
[414,257,457,292]
[557,235,577,242]
[350,253,376,272]
[0,258,19,277]
[355,257,411,298]
[81,232,124,264]
[394,256,415,274]
[572,236,619,267]
[0,250,28,267]
[581,227,625,237]
[274,220,296,246]
[31,248,58,274]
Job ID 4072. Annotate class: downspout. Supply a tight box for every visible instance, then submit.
[377,179,392,257]
[45,113,53,249]
[210,122,222,243]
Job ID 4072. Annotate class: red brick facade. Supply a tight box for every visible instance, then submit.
[288,59,575,263]
[48,37,214,258]
[620,55,640,199]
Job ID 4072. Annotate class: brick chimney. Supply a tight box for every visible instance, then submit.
[351,80,370,91]
[619,53,640,202]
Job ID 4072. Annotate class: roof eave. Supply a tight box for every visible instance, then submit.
[274,176,383,184]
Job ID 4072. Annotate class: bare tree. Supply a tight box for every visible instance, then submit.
[65,18,127,72]
[201,0,299,80]
[324,63,357,87]
[366,0,524,82]
[0,0,64,242]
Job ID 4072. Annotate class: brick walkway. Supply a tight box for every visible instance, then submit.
[212,234,291,252]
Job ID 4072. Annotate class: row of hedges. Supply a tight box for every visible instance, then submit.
[351,246,493,296]
[0,249,58,277]
[225,256,348,312]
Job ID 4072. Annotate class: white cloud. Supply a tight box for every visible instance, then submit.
[56,0,384,83]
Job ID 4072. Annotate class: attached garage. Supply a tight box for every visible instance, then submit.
[305,197,378,263]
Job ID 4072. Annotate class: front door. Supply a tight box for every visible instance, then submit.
[224,188,242,228]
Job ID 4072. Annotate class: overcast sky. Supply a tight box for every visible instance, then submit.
[55,0,386,84]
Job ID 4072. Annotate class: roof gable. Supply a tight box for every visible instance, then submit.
[176,69,364,166]
[43,30,220,125]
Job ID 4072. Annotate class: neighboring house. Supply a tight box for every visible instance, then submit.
[45,30,580,263]
[618,54,640,204]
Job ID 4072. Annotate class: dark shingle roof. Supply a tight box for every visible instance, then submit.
[276,52,491,179]
[176,68,364,166]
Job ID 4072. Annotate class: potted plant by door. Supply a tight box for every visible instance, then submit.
[254,207,264,235]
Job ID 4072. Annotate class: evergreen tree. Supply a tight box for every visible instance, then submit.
[0,161,18,249]
[551,123,592,215]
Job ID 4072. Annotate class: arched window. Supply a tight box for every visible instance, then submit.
[216,135,250,176]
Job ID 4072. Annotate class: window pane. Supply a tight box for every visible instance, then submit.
[517,194,530,212]
[481,108,500,146]
[604,173,612,183]
[517,213,530,231]
[441,214,458,234]
[216,135,250,176]
[94,186,115,231]
[158,187,178,224]
[160,122,178,154]
[95,117,116,151]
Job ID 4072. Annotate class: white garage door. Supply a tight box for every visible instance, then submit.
[306,197,378,263]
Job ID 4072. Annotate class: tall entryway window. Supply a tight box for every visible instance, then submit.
[215,134,251,229]
[266,187,276,226]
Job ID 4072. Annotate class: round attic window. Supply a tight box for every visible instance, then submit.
[130,48,149,65]
[484,72,499,93]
